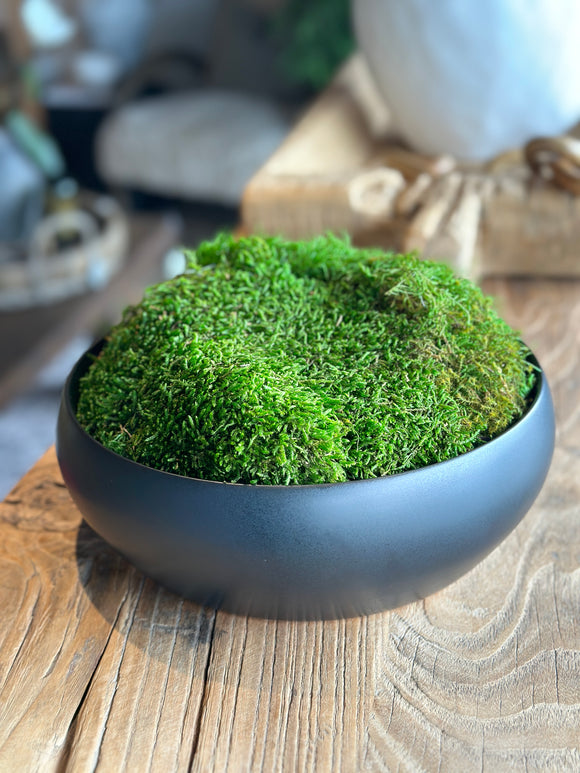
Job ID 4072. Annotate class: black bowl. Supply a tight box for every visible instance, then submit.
[57,340,555,619]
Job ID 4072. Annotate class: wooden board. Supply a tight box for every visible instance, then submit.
[242,55,580,279]
[0,276,579,771]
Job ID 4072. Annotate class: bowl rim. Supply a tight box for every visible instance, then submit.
[62,338,548,491]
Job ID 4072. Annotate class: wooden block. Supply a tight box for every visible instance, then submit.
[242,54,580,279]
[242,54,396,240]
[481,173,580,276]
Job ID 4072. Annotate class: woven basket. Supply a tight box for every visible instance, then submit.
[0,195,129,311]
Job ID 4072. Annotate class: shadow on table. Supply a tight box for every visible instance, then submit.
[75,520,218,660]
[74,517,383,635]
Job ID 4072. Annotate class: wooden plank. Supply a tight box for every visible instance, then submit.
[0,278,579,770]
[242,54,395,242]
[481,176,580,276]
[242,55,580,279]
[63,583,215,772]
[0,449,213,772]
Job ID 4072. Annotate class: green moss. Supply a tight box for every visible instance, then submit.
[76,234,535,485]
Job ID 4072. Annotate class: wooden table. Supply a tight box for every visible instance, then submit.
[0,276,579,772]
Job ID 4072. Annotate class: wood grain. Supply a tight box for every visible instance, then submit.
[0,278,579,771]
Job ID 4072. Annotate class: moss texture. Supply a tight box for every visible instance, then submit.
[77,234,535,485]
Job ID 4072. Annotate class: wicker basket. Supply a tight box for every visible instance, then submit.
[0,195,130,310]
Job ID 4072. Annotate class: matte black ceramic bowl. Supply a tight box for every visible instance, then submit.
[57,341,555,620]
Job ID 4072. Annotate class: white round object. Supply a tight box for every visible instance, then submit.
[79,0,153,73]
[72,50,123,90]
[163,249,187,280]
[21,0,76,49]
[353,0,580,160]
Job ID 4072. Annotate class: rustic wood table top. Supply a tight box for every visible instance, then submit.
[0,277,579,772]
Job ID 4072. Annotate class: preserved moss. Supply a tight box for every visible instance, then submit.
[77,234,535,485]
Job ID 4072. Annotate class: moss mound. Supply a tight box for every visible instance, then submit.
[77,234,535,485]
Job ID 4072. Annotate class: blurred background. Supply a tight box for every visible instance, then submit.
[0,0,354,496]
[1,0,579,496]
